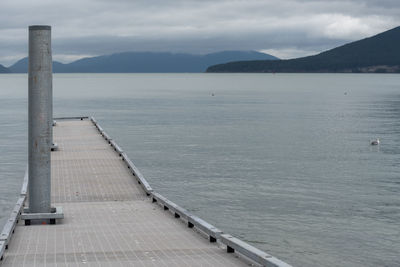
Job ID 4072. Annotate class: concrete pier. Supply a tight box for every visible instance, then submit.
[0,118,292,266]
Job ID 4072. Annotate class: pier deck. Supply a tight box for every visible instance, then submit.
[1,119,254,266]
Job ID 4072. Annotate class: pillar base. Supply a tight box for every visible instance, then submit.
[51,143,58,151]
[21,206,63,225]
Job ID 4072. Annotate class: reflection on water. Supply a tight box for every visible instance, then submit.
[0,73,399,267]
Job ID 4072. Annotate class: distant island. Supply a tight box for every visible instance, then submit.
[207,26,400,73]
[0,51,277,73]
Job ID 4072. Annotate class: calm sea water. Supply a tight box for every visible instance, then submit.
[0,73,399,266]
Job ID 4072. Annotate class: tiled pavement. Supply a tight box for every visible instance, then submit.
[1,120,252,266]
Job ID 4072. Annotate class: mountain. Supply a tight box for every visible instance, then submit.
[0,64,11,73]
[8,51,278,73]
[207,26,400,73]
[8,57,66,73]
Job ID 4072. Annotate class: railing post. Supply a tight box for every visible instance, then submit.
[28,25,52,214]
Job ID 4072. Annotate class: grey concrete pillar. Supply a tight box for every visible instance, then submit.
[28,25,52,214]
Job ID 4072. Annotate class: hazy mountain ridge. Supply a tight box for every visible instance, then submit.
[0,64,11,73]
[7,51,278,73]
[206,26,400,73]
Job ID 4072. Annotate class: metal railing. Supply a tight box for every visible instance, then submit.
[89,116,293,267]
[0,170,27,260]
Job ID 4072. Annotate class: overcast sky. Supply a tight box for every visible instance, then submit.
[0,0,399,66]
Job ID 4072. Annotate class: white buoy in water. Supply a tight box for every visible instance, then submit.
[370,138,380,145]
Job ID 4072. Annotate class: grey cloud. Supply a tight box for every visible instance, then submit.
[0,0,399,65]
[52,31,347,57]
